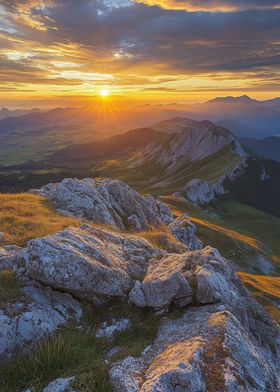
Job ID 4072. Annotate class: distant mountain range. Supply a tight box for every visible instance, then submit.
[0,94,279,166]
[207,95,280,105]
[177,95,280,138]
[239,136,280,162]
[0,105,180,165]
[1,116,279,218]
[0,107,41,121]
[208,95,258,104]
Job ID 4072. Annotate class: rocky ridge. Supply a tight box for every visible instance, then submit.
[130,124,245,174]
[124,122,248,205]
[0,178,279,391]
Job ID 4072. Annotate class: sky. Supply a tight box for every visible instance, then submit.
[0,0,280,107]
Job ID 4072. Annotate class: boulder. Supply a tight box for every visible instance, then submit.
[0,283,81,360]
[140,254,193,310]
[128,246,279,347]
[169,214,203,251]
[38,178,173,230]
[113,245,280,390]
[185,178,216,205]
[22,225,164,304]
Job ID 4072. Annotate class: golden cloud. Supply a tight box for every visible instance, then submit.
[135,0,280,12]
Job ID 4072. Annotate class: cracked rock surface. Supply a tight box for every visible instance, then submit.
[111,305,280,392]
[21,225,164,304]
[0,282,81,360]
[38,178,173,230]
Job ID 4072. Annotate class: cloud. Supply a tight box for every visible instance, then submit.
[0,0,279,100]
[135,0,280,12]
[53,70,114,81]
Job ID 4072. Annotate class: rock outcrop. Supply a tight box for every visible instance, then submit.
[1,176,279,391]
[21,225,164,304]
[184,160,247,205]
[120,246,280,390]
[0,282,81,360]
[128,245,279,343]
[37,178,173,230]
[185,178,222,205]
[111,304,279,392]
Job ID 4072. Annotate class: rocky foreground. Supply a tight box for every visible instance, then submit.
[0,178,279,391]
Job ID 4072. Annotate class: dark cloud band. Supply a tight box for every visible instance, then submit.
[0,0,279,95]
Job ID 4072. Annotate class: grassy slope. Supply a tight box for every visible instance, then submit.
[0,193,79,247]
[161,196,280,267]
[94,145,243,196]
[238,273,280,323]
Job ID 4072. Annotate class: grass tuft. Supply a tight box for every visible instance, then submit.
[0,327,111,392]
[0,301,160,392]
[0,269,24,304]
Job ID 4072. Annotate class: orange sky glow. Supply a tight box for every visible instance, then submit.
[0,1,279,108]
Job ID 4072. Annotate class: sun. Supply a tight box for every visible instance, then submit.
[100,88,110,97]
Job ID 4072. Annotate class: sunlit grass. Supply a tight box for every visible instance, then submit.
[190,216,261,251]
[238,272,280,299]
[0,193,79,246]
[238,272,280,323]
[138,225,183,253]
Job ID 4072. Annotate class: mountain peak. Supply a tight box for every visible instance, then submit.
[207,95,258,104]
[132,122,245,176]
